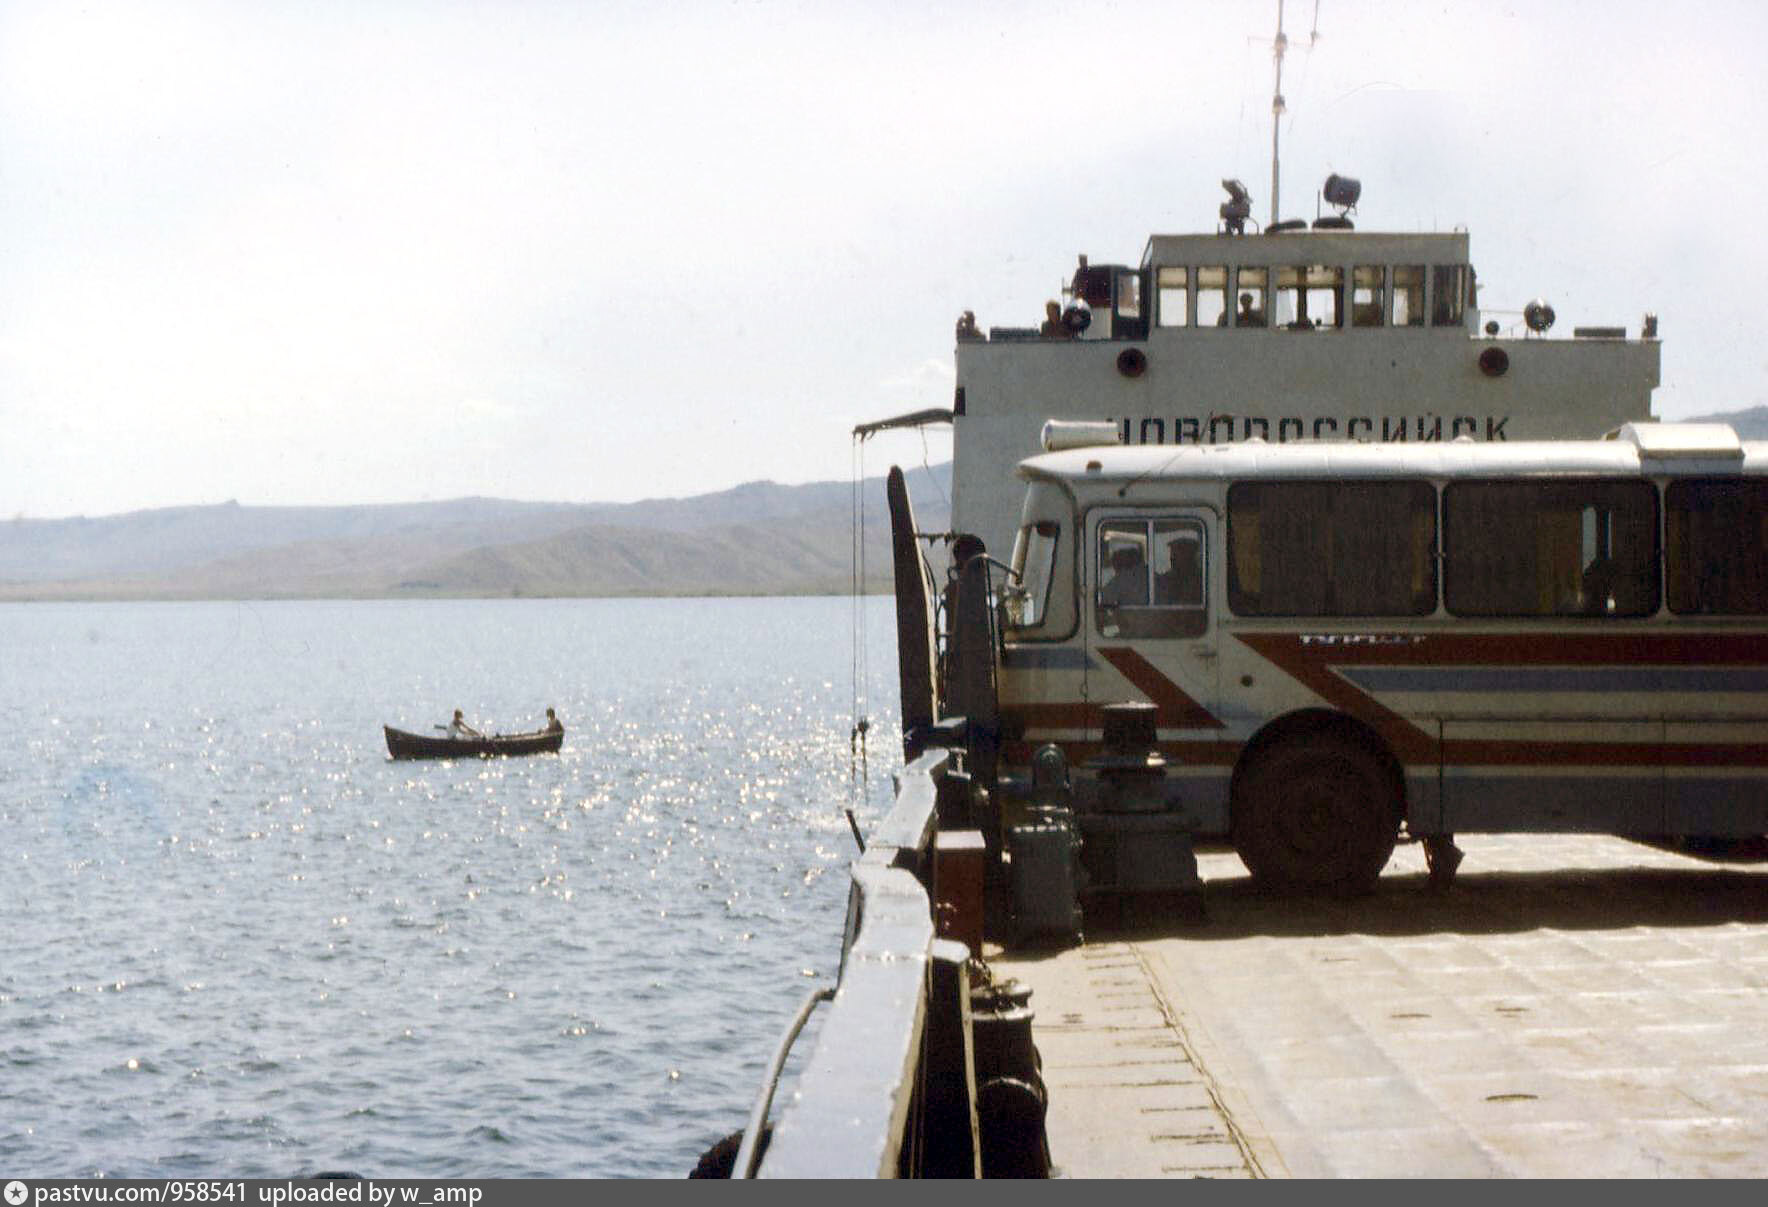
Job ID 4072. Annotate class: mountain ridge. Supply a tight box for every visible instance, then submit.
[5,403,1761,602]
[0,466,953,600]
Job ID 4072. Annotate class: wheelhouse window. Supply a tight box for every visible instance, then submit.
[1432,265,1470,326]
[1665,479,1768,614]
[1275,265,1344,330]
[1234,267,1268,327]
[1445,480,1660,617]
[1115,272,1143,325]
[1096,517,1208,638]
[1156,266,1189,327]
[1006,519,1061,629]
[1393,265,1425,327]
[1197,266,1229,326]
[1351,265,1385,327]
[1228,480,1436,616]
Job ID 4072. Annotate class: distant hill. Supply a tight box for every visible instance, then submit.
[6,401,1760,603]
[1685,404,1768,439]
[0,465,952,601]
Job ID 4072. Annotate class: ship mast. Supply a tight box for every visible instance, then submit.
[1268,1,1320,226]
[1270,0,1287,227]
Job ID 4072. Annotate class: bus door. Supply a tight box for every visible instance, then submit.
[1087,510,1222,798]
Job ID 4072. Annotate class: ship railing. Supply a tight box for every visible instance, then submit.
[748,746,979,1178]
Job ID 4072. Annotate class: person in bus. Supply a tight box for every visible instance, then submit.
[1156,537,1202,606]
[1100,545,1149,607]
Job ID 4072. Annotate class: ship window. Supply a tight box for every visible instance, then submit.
[1307,265,1343,329]
[1197,266,1229,326]
[1097,517,1208,638]
[1445,480,1659,617]
[1115,272,1142,322]
[1393,265,1425,327]
[1432,265,1469,326]
[1228,480,1437,617]
[1665,479,1768,615]
[1157,266,1189,327]
[1276,265,1343,330]
[1274,266,1301,326]
[1234,267,1267,328]
[1352,265,1385,326]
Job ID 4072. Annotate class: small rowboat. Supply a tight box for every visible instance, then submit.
[383,724,564,760]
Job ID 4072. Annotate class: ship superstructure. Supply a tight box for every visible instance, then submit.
[948,198,1660,558]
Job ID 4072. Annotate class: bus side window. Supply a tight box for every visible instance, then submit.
[1227,481,1435,617]
[1666,479,1768,614]
[1445,480,1659,617]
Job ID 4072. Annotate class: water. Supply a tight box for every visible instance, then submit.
[0,597,902,1178]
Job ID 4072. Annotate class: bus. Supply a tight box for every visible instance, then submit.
[981,420,1767,891]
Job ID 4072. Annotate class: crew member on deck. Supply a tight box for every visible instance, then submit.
[1040,300,1073,339]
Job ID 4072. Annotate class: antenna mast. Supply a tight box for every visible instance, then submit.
[1270,0,1287,227]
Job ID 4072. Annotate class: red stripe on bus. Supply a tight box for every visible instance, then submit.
[1094,646,1227,729]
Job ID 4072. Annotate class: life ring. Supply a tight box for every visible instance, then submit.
[1116,348,1148,378]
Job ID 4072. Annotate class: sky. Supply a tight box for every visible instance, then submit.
[2,0,1765,519]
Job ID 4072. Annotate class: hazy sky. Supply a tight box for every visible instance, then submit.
[3,0,1763,518]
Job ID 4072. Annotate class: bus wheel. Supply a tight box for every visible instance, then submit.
[1232,739,1399,894]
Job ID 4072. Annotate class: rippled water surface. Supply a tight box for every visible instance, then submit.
[0,598,900,1177]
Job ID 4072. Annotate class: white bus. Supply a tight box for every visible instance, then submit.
[992,421,1767,891]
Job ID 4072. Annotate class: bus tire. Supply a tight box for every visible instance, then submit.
[1231,738,1399,894]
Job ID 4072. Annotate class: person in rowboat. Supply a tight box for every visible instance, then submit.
[447,709,482,740]
[544,707,563,734]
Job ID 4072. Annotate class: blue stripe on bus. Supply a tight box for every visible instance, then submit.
[1339,667,1768,694]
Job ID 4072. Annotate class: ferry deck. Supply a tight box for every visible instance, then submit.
[998,835,1768,1177]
